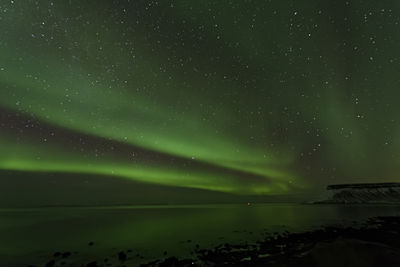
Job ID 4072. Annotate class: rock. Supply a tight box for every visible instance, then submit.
[159,257,180,267]
[86,261,98,267]
[61,252,71,258]
[315,183,400,204]
[118,251,127,261]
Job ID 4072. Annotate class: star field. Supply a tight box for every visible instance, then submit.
[1,0,400,198]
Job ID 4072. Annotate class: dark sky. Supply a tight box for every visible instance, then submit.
[1,0,400,204]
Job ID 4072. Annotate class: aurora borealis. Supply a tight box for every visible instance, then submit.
[1,0,400,203]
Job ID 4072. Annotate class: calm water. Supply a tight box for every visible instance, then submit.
[1,203,400,266]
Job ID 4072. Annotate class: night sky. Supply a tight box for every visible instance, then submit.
[1,0,400,204]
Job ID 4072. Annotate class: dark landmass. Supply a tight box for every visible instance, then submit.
[24,216,400,267]
[315,183,400,204]
[327,183,400,190]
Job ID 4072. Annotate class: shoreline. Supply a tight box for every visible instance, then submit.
[16,215,400,267]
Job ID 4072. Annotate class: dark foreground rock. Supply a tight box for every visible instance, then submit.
[188,216,400,267]
[141,216,400,267]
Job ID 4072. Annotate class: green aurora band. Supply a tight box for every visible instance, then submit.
[1,0,400,196]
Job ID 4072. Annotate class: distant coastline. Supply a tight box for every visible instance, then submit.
[314,183,400,204]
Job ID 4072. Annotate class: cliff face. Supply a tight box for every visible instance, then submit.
[317,183,400,204]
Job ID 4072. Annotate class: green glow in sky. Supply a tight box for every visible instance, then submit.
[1,0,400,198]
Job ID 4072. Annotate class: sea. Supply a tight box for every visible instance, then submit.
[1,203,400,266]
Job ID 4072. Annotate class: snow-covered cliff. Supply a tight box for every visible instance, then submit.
[315,183,400,204]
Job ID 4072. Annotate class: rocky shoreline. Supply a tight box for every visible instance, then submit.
[27,216,400,267]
